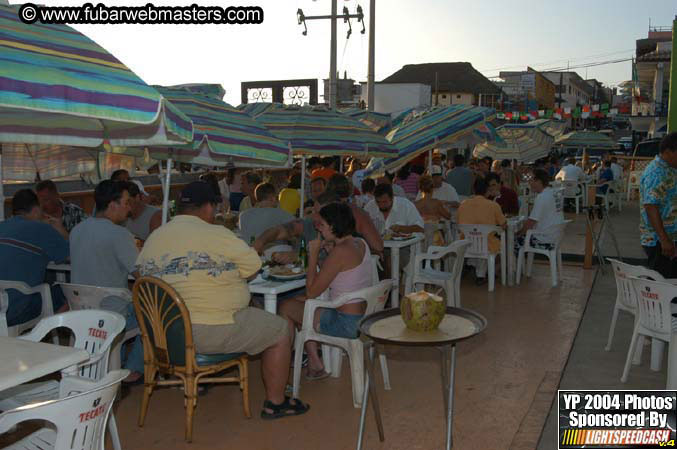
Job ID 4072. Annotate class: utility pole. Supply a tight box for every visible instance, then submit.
[558,72,563,109]
[367,0,375,111]
[297,3,365,111]
[329,0,337,110]
[668,16,677,133]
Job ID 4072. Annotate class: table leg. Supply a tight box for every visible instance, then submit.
[507,225,515,286]
[445,344,456,450]
[390,248,400,308]
[667,332,677,389]
[263,294,277,314]
[356,343,384,450]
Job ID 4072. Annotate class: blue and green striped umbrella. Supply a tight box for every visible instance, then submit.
[338,107,392,134]
[237,102,281,118]
[137,86,290,166]
[473,122,554,163]
[555,131,616,149]
[255,104,398,157]
[0,4,193,147]
[368,105,495,173]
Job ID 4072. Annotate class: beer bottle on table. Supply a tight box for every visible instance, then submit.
[299,237,308,270]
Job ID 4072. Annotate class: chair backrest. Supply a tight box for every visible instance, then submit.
[20,310,126,380]
[423,222,445,251]
[562,181,582,197]
[369,255,380,284]
[59,283,132,310]
[132,276,195,370]
[263,244,293,261]
[553,188,565,213]
[333,279,392,316]
[628,170,641,189]
[456,224,502,257]
[607,258,667,311]
[518,196,530,217]
[0,370,128,450]
[628,277,676,336]
[530,220,571,246]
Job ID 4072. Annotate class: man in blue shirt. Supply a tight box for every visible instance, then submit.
[640,133,677,278]
[597,160,615,195]
[0,189,69,326]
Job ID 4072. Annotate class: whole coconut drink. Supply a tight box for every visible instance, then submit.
[400,291,445,332]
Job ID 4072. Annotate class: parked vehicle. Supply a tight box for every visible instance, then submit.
[632,138,661,159]
[618,137,633,152]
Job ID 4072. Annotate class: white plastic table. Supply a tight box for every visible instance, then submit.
[384,234,424,307]
[506,216,526,286]
[248,275,306,314]
[0,337,89,392]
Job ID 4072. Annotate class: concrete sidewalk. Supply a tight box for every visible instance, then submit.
[536,269,666,450]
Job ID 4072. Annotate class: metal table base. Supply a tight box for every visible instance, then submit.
[357,342,457,450]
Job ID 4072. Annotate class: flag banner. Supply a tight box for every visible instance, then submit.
[564,107,571,114]
[582,112,590,119]
[497,113,506,119]
[558,390,676,449]
[582,105,591,113]
[609,108,618,116]
[505,112,513,120]
[573,107,581,118]
[539,110,545,117]
[554,113,562,120]
[592,104,600,112]
[545,110,553,118]
[601,103,610,111]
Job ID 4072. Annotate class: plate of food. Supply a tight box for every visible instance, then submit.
[383,230,413,241]
[267,264,306,281]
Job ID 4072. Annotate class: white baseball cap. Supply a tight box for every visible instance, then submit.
[131,179,149,196]
[431,165,444,176]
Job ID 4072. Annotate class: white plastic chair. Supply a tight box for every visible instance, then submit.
[0,369,128,450]
[605,258,673,372]
[595,181,622,213]
[627,170,641,201]
[621,278,677,384]
[263,244,293,261]
[562,181,584,214]
[58,283,139,371]
[0,311,126,450]
[518,195,531,217]
[515,221,570,288]
[292,280,392,408]
[456,224,506,292]
[407,240,471,308]
[0,281,54,337]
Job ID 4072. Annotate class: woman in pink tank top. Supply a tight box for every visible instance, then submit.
[279,202,375,380]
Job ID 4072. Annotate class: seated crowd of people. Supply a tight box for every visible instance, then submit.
[0,152,574,418]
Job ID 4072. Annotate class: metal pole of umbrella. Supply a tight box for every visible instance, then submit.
[299,155,306,218]
[162,158,172,225]
[0,144,4,221]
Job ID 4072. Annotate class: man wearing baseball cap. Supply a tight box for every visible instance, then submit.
[125,180,162,241]
[137,181,309,419]
[415,165,460,209]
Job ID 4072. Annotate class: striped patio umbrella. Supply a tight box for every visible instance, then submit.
[116,86,291,222]
[256,104,398,216]
[0,4,193,147]
[368,105,495,174]
[256,104,398,157]
[338,107,392,134]
[0,3,193,218]
[144,86,289,166]
[555,131,617,149]
[527,119,567,138]
[473,123,554,163]
[237,102,281,118]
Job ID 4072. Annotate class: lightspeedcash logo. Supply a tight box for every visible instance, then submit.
[18,3,264,25]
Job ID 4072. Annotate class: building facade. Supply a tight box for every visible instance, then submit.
[498,67,556,111]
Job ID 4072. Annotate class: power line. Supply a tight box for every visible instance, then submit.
[485,57,633,80]
[478,48,635,74]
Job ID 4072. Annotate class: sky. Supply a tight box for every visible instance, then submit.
[32,0,677,105]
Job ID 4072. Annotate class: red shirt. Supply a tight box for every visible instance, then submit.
[496,186,519,215]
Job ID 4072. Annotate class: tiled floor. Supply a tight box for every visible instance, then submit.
[111,263,595,450]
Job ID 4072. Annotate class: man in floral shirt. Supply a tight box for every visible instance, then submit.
[639,133,677,278]
[35,180,87,235]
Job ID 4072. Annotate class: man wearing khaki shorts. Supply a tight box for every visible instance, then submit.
[137,181,309,419]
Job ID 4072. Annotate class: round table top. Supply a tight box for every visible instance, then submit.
[359,307,487,347]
